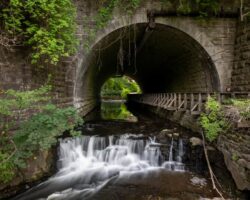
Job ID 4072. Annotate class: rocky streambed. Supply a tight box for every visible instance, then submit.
[1,102,249,199]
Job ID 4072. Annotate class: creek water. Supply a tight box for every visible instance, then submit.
[13,101,223,200]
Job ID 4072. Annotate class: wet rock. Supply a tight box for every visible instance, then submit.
[160,129,173,134]
[143,196,179,200]
[173,132,180,138]
[201,198,227,200]
[217,133,250,190]
[206,146,216,151]
[190,177,207,186]
[0,149,55,199]
[189,137,202,146]
[237,159,250,169]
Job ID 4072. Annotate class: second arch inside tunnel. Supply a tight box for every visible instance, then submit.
[76,22,221,109]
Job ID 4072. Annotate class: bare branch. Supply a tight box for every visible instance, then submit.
[0,138,17,164]
[242,11,250,18]
[201,131,225,199]
[240,0,250,21]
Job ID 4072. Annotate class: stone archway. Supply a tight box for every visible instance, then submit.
[73,14,235,114]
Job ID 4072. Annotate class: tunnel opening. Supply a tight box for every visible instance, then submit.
[99,76,141,121]
[75,22,221,114]
[100,76,142,100]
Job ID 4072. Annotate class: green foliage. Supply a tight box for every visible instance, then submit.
[14,104,82,152]
[95,0,120,30]
[1,0,78,65]
[177,0,192,15]
[95,0,141,29]
[161,0,220,16]
[0,84,83,184]
[200,96,227,142]
[83,0,221,51]
[195,0,220,17]
[101,76,141,99]
[232,153,239,161]
[0,85,51,115]
[230,99,250,120]
[122,0,142,14]
[222,98,250,120]
[84,0,141,50]
[0,151,15,183]
[101,102,134,120]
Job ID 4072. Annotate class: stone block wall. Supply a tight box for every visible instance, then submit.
[165,53,213,93]
[0,45,75,107]
[231,20,250,92]
[0,0,246,118]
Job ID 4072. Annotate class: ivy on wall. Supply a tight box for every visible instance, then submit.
[83,0,222,50]
[83,0,142,50]
[160,0,220,16]
[0,0,247,66]
[0,0,78,65]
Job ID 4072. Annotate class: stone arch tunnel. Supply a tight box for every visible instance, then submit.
[2,1,245,117]
[0,1,249,193]
[74,22,223,114]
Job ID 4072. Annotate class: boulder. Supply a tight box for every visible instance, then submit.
[189,137,202,146]
[173,132,180,138]
[0,149,55,199]
[160,129,173,134]
[217,133,250,190]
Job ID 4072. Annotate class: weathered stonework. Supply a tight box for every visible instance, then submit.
[73,0,237,114]
[217,132,250,190]
[0,0,249,195]
[128,101,250,191]
[0,0,241,115]
[231,20,250,92]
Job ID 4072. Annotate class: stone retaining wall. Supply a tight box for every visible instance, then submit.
[231,20,250,92]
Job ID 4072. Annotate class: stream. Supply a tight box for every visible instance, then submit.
[13,101,230,200]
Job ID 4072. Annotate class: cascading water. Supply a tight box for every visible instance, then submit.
[14,134,185,200]
[161,137,185,172]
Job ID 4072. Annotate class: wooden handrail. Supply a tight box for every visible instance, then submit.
[128,92,250,115]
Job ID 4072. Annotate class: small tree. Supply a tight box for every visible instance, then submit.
[200,96,227,142]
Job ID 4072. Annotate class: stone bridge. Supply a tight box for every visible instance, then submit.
[0,0,249,115]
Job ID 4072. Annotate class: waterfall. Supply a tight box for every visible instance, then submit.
[177,138,183,163]
[162,137,185,171]
[14,134,185,200]
[169,137,173,162]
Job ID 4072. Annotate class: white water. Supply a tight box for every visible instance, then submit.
[162,137,185,171]
[15,134,185,200]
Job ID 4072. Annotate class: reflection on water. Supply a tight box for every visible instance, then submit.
[101,100,137,122]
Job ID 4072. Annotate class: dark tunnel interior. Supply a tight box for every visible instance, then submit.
[80,23,220,101]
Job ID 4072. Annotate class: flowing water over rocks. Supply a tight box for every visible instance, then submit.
[11,102,239,200]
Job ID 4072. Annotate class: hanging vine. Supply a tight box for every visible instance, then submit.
[133,24,138,75]
[83,0,142,51]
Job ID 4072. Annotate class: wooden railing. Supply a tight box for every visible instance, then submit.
[128,92,250,115]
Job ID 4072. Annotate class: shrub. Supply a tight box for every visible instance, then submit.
[200,96,227,142]
[0,84,83,184]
